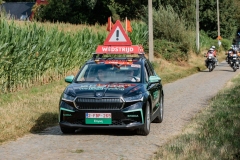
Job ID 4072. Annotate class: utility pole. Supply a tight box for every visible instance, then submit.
[217,0,221,46]
[196,0,199,52]
[148,0,154,62]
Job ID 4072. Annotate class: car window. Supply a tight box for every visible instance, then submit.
[146,60,154,76]
[144,65,149,82]
[144,61,154,78]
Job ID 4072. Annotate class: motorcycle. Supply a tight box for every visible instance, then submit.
[230,53,239,72]
[205,53,216,72]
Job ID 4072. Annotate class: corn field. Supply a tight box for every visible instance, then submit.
[0,18,148,93]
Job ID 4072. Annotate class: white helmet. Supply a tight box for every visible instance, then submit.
[211,46,215,49]
[209,48,214,51]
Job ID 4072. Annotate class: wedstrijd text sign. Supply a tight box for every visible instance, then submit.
[96,45,143,54]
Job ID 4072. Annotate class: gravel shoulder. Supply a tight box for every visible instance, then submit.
[0,61,239,160]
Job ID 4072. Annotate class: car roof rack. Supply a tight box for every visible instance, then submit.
[92,52,145,60]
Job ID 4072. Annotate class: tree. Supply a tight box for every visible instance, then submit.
[158,0,195,28]
[107,0,160,22]
[199,0,238,39]
[233,0,240,31]
[36,0,71,23]
[36,0,111,24]
[4,0,35,1]
[219,0,238,40]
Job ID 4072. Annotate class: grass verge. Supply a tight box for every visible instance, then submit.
[0,80,68,144]
[151,73,240,160]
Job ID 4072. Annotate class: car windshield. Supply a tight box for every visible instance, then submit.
[76,61,142,83]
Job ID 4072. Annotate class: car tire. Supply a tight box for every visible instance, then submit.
[153,94,164,123]
[60,126,76,134]
[137,101,150,136]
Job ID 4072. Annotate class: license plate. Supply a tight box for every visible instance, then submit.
[85,113,112,124]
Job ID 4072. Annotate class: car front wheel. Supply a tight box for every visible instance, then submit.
[137,101,150,136]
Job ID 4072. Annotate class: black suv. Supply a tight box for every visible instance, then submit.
[59,54,164,135]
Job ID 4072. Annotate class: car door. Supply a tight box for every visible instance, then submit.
[144,60,161,113]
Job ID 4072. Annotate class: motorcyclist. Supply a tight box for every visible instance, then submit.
[232,45,237,51]
[226,47,234,64]
[205,48,216,67]
[230,48,240,69]
[211,46,218,65]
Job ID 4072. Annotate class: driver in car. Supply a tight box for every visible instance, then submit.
[95,69,105,81]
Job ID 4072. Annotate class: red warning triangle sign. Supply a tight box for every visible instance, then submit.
[104,20,132,46]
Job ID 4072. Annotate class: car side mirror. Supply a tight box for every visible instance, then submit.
[149,76,161,83]
[65,75,74,83]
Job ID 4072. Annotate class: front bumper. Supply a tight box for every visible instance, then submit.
[59,121,144,129]
[59,101,145,129]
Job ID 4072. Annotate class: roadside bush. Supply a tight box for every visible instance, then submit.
[220,39,232,51]
[154,39,188,62]
[141,5,194,62]
[199,31,221,51]
[199,31,232,53]
[151,6,187,42]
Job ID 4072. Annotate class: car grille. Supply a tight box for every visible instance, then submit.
[74,97,124,110]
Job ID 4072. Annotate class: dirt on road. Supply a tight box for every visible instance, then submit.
[0,61,239,160]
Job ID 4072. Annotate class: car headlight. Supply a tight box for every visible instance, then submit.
[62,93,75,102]
[124,94,143,102]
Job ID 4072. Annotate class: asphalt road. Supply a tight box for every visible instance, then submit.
[0,61,239,160]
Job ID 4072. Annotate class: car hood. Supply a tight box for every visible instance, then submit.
[64,82,145,98]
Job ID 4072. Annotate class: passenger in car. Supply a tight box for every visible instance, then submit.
[125,70,140,82]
